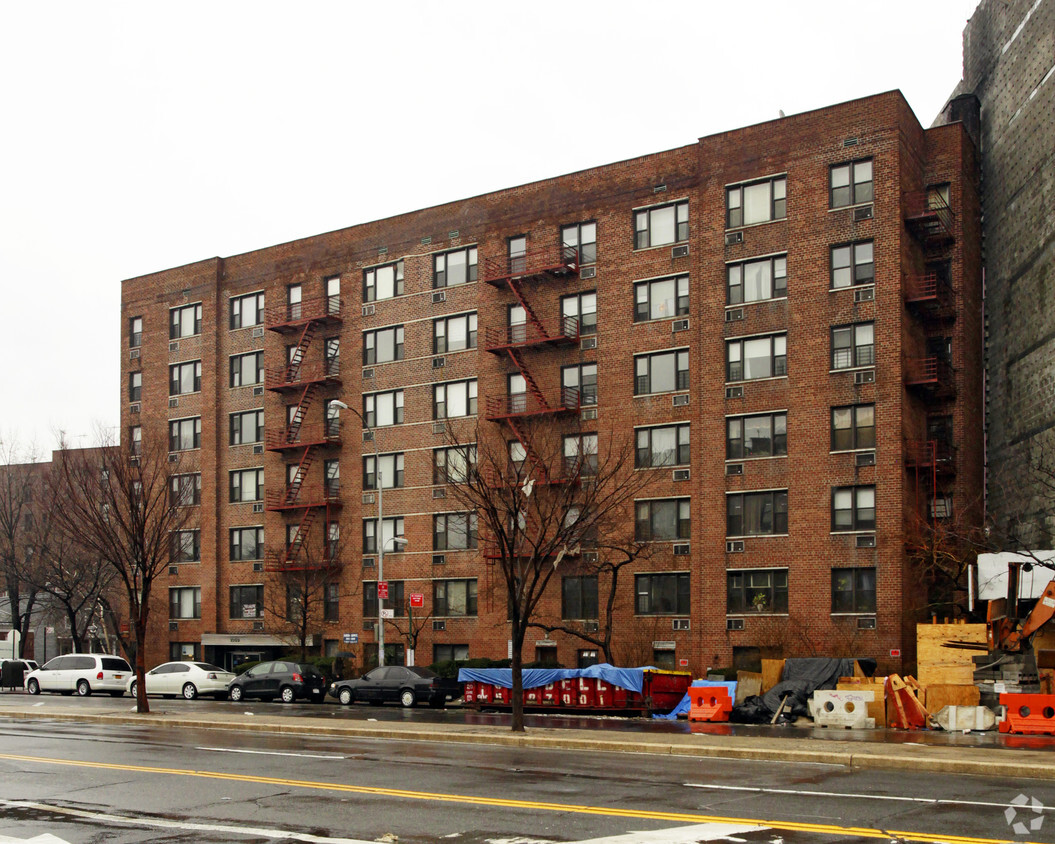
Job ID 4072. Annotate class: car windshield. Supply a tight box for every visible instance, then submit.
[193,663,226,672]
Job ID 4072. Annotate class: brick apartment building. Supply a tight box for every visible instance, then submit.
[121,89,982,675]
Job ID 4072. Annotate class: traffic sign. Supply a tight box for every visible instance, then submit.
[380,609,395,619]
[410,593,424,608]
[377,581,389,599]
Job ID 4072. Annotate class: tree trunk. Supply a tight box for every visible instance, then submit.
[510,626,525,732]
[135,616,149,714]
[67,607,83,653]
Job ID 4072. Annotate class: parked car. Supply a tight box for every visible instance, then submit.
[24,654,132,697]
[329,665,462,708]
[226,660,327,703]
[127,662,235,700]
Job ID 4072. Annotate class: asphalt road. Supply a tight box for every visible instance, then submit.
[0,709,1052,844]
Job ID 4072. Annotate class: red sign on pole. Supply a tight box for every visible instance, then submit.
[409,593,424,609]
[377,581,389,599]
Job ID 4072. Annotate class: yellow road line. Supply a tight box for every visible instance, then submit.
[0,752,1038,844]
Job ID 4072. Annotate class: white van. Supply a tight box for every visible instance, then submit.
[24,654,132,697]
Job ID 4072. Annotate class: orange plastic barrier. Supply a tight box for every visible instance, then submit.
[688,686,732,722]
[999,693,1055,734]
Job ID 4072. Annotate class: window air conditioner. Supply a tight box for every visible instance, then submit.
[853,205,874,222]
[168,454,178,463]
[252,503,264,513]
[725,385,743,399]
[130,349,140,359]
[672,244,689,259]
[583,621,599,633]
[673,543,690,556]
[253,386,264,396]
[169,341,179,352]
[432,554,446,566]
[433,620,446,631]
[854,370,876,385]
[130,403,140,414]
[432,422,446,434]
[583,551,599,563]
[253,621,264,630]
[854,287,875,303]
[169,398,179,408]
[362,557,375,568]
[673,468,690,482]
[432,291,446,304]
[672,618,690,631]
[363,430,374,442]
[857,616,877,630]
[672,394,690,407]
[727,618,745,631]
[253,444,264,454]
[855,451,876,467]
[169,621,178,631]
[856,534,876,548]
[432,357,446,369]
[362,304,375,316]
[362,493,375,505]
[421,235,432,245]
[581,408,598,421]
[726,463,743,475]
[253,562,264,572]
[672,319,689,332]
[581,337,597,351]
[580,266,597,280]
[726,540,745,553]
[362,368,374,379]
[432,487,447,499]
[725,308,744,322]
[169,566,178,575]
[252,327,265,338]
[725,231,744,245]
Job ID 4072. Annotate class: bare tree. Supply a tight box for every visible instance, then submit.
[384,596,433,665]
[49,429,193,713]
[0,438,43,658]
[444,419,654,732]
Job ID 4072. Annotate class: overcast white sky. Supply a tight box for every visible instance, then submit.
[0,0,980,457]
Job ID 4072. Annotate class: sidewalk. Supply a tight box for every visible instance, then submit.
[3,701,1055,780]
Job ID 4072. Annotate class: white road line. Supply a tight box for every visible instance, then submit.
[196,745,345,760]
[684,782,1055,811]
[0,799,371,844]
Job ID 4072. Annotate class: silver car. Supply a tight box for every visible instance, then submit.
[128,661,235,700]
[24,654,132,697]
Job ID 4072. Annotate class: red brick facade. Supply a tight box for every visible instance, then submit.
[121,90,982,676]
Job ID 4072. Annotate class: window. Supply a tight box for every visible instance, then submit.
[230,292,265,329]
[170,303,202,339]
[831,405,875,451]
[170,642,201,661]
[433,247,478,288]
[561,221,597,264]
[579,649,600,668]
[726,176,787,228]
[325,276,340,315]
[324,460,340,497]
[362,516,404,555]
[562,363,597,407]
[727,255,787,305]
[433,380,477,419]
[325,337,340,376]
[832,485,875,532]
[287,284,302,320]
[169,587,201,620]
[129,372,142,402]
[830,158,873,208]
[930,493,953,520]
[363,260,404,302]
[508,236,527,273]
[634,349,689,395]
[434,512,478,550]
[564,433,598,476]
[635,572,690,614]
[230,352,264,387]
[433,445,477,485]
[363,452,404,490]
[229,468,264,503]
[831,241,874,289]
[130,425,142,455]
[169,417,201,451]
[171,530,200,563]
[230,410,264,446]
[726,490,789,536]
[832,567,876,614]
[831,323,874,370]
[434,313,478,354]
[561,291,596,336]
[728,569,788,614]
[230,585,263,619]
[635,498,690,541]
[363,390,404,427]
[287,584,304,624]
[324,582,339,622]
[726,333,787,382]
[434,644,470,663]
[364,580,405,619]
[726,413,787,460]
[636,424,690,468]
[170,473,201,507]
[433,579,477,617]
[363,325,404,364]
[634,200,688,249]
[634,275,689,322]
[562,575,598,619]
[230,527,264,561]
[327,521,340,560]
[129,316,142,348]
[169,360,202,395]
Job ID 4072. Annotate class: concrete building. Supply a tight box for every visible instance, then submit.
[121,90,982,675]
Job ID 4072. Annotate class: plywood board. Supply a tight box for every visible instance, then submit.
[735,671,761,704]
[924,684,980,711]
[916,623,987,686]
[761,659,784,692]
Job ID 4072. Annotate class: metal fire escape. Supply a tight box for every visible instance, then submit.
[903,189,957,520]
[264,294,343,570]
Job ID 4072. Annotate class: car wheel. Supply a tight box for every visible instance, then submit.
[280,686,296,704]
[338,688,353,706]
[26,678,39,695]
[76,679,92,697]
[400,689,416,708]
[182,683,198,700]
[229,685,244,702]
[129,681,138,697]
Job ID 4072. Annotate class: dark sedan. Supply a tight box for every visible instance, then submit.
[330,666,462,708]
[227,661,327,703]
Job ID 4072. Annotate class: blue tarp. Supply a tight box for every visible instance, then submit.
[457,663,654,694]
[653,680,737,720]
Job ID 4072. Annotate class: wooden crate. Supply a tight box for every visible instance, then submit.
[916,622,987,686]
[924,683,980,712]
[837,677,887,727]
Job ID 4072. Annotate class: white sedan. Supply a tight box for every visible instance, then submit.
[127,662,235,700]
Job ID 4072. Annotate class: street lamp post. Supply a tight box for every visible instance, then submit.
[329,400,405,667]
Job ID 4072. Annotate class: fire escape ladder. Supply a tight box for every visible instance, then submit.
[505,278,548,340]
[505,416,550,484]
[285,384,316,443]
[505,347,547,408]
[285,322,317,381]
[284,446,317,505]
[283,507,319,565]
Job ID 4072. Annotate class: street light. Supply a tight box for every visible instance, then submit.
[328,399,407,667]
